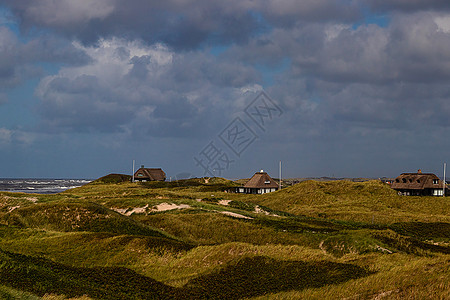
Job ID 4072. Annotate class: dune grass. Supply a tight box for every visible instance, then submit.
[254,180,450,223]
[0,177,448,299]
[0,284,41,300]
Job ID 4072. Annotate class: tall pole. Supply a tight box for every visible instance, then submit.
[132,160,135,183]
[443,162,446,197]
[279,160,282,190]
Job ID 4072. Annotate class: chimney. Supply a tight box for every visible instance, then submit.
[141,165,145,168]
[418,169,422,174]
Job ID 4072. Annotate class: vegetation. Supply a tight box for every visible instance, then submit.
[0,176,448,299]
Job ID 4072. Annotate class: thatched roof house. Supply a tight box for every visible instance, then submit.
[236,170,279,194]
[391,170,445,196]
[134,166,166,182]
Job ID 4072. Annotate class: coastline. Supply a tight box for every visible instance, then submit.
[0,178,92,194]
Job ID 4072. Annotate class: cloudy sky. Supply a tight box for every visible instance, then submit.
[1,0,450,179]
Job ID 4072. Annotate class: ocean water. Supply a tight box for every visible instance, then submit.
[0,179,92,194]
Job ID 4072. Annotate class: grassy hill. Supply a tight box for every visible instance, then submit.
[0,176,448,299]
[255,180,450,223]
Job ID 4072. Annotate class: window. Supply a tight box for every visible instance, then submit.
[433,179,439,184]
[402,178,407,183]
[264,180,271,184]
[433,189,443,196]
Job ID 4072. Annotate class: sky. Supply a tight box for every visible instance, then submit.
[1,0,450,179]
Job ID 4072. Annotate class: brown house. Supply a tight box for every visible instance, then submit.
[133,166,166,182]
[236,170,279,194]
[391,170,445,196]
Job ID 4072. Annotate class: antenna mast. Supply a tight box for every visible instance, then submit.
[444,162,446,197]
[279,160,282,190]
[132,160,135,183]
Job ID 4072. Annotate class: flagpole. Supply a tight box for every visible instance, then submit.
[132,160,135,183]
[279,160,282,190]
[443,162,446,197]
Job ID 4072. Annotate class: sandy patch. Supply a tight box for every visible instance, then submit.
[25,197,38,203]
[112,203,191,216]
[218,200,232,206]
[375,245,393,254]
[129,204,149,215]
[8,206,20,212]
[112,204,149,216]
[219,211,253,219]
[254,205,278,216]
[319,240,326,253]
[111,208,128,215]
[153,203,191,212]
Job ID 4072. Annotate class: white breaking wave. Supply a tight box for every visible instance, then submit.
[0,178,92,194]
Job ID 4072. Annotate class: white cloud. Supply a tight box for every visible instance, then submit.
[434,15,450,32]
[63,39,173,80]
[35,37,259,136]
[324,24,350,41]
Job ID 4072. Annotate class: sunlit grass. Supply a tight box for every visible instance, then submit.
[0,176,448,298]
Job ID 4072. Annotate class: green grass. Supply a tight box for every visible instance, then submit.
[135,212,316,246]
[0,284,40,300]
[0,176,448,299]
[181,256,373,299]
[253,253,450,299]
[254,180,450,223]
[90,173,132,184]
[0,249,176,299]
[3,200,176,239]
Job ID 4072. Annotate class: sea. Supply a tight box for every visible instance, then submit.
[0,179,92,194]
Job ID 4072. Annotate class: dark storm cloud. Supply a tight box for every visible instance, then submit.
[265,12,450,85]
[23,36,92,66]
[0,26,27,88]
[37,74,134,133]
[4,0,259,49]
[251,9,450,140]
[0,26,90,89]
[168,51,260,88]
[3,0,362,49]
[229,13,450,98]
[33,6,450,139]
[367,0,450,12]
[4,0,450,178]
[259,0,361,28]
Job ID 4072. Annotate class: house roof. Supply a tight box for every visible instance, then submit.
[134,168,166,181]
[390,172,442,190]
[243,171,279,189]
